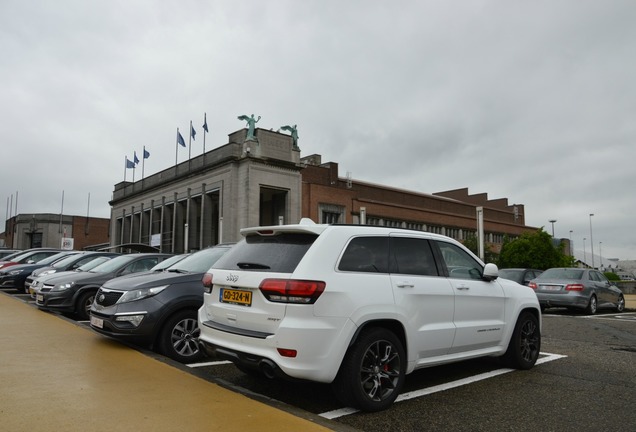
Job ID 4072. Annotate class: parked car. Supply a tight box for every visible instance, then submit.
[499,268,544,286]
[90,245,232,363]
[36,253,172,320]
[0,249,21,260]
[25,251,120,294]
[0,251,79,292]
[197,219,541,412]
[29,255,116,299]
[0,248,62,270]
[529,267,625,314]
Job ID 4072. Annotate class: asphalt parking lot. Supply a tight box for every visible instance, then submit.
[2,288,635,432]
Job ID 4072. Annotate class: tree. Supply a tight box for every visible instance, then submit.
[462,234,498,264]
[497,229,574,270]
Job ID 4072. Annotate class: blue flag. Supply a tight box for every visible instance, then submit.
[126,158,135,169]
[191,124,196,140]
[134,151,139,165]
[143,148,150,159]
[203,113,208,133]
[177,131,186,147]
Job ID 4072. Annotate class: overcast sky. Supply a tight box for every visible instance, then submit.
[2,0,635,260]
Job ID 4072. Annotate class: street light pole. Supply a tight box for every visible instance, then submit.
[549,219,557,237]
[589,213,595,269]
[569,230,573,256]
[599,242,603,270]
[583,237,587,267]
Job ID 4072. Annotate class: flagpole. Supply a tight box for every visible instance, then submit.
[203,112,207,157]
[142,146,146,180]
[189,120,192,161]
[175,127,180,166]
[124,156,127,182]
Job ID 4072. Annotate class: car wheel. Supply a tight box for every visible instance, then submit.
[332,327,405,412]
[159,310,204,363]
[502,311,541,370]
[616,295,625,312]
[76,291,96,321]
[585,295,598,315]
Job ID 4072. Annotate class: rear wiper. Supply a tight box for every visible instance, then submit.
[167,269,188,273]
[237,262,271,270]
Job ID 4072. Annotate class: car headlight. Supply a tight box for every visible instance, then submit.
[116,285,168,304]
[52,282,75,291]
[9,269,25,275]
[39,270,56,277]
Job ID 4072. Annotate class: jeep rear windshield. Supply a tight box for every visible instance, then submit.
[211,233,317,273]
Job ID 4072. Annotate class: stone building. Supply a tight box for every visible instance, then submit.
[109,127,536,254]
[3,213,110,250]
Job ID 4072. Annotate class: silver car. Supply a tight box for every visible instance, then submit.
[529,268,625,314]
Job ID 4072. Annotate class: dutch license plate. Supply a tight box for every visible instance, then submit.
[220,288,252,306]
[542,285,562,291]
[90,315,104,328]
[36,294,44,303]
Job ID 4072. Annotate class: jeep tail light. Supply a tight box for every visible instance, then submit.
[565,284,584,291]
[277,348,297,358]
[528,282,537,290]
[202,273,214,294]
[259,279,326,304]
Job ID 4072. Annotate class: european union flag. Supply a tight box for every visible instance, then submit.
[126,158,135,169]
[134,151,139,165]
[143,149,150,159]
[177,131,186,147]
[191,124,196,140]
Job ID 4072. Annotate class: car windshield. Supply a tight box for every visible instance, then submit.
[169,247,231,273]
[213,233,317,273]
[151,254,189,271]
[37,252,77,266]
[52,253,87,268]
[8,251,39,262]
[539,268,584,280]
[89,255,138,273]
[77,256,113,271]
[499,269,523,284]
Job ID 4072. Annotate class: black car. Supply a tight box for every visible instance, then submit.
[36,253,172,320]
[0,251,80,292]
[499,268,544,286]
[0,248,63,271]
[25,251,120,294]
[89,245,232,363]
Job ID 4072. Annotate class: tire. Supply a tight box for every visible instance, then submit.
[502,311,541,370]
[76,291,96,321]
[159,310,204,363]
[616,295,625,312]
[585,295,598,315]
[332,327,405,412]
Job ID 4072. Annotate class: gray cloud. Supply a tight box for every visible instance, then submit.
[2,0,635,259]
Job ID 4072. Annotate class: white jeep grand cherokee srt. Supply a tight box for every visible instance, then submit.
[198,219,541,412]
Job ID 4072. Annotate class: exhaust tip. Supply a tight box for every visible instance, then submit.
[259,359,277,379]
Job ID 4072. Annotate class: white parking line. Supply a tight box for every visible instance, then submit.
[320,352,567,420]
[187,360,233,368]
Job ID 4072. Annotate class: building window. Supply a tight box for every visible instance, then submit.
[427,225,443,235]
[319,203,345,224]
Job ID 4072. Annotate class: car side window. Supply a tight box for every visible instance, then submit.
[390,237,438,276]
[435,241,483,280]
[338,237,389,273]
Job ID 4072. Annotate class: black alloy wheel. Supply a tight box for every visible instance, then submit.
[502,311,541,369]
[159,310,204,363]
[333,327,405,412]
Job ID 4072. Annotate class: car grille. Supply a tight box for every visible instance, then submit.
[95,288,124,307]
[41,284,54,293]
